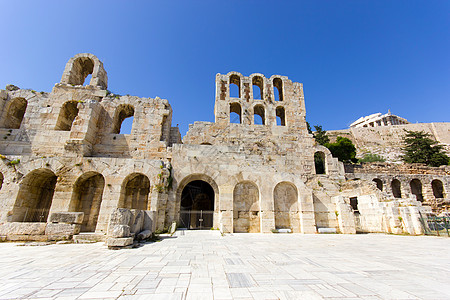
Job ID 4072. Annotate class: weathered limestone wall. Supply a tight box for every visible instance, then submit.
[345,163,450,214]
[0,53,444,241]
[328,123,450,162]
[0,156,166,233]
[170,144,317,234]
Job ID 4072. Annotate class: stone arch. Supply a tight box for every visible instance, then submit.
[276,106,286,126]
[253,104,265,125]
[60,53,108,89]
[70,172,105,232]
[373,178,383,191]
[177,174,218,229]
[391,179,402,198]
[252,75,264,100]
[432,179,445,198]
[12,168,57,222]
[314,151,326,174]
[55,101,79,131]
[233,181,260,233]
[230,102,242,124]
[3,97,27,129]
[273,77,283,101]
[112,104,135,134]
[274,181,299,232]
[229,74,241,98]
[118,173,151,210]
[409,179,423,202]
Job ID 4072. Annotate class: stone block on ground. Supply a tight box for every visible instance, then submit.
[0,222,47,235]
[45,223,81,236]
[143,210,156,232]
[108,208,133,235]
[109,225,131,238]
[318,227,337,234]
[48,212,84,224]
[129,210,144,234]
[136,229,152,240]
[107,237,134,247]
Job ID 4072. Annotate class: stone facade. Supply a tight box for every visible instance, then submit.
[0,53,448,241]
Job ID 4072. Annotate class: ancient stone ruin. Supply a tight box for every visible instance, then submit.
[0,53,448,246]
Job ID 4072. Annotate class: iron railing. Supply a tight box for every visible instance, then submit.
[419,211,450,237]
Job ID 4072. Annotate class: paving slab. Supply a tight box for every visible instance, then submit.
[0,231,449,299]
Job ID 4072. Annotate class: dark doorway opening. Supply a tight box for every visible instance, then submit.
[179,180,214,229]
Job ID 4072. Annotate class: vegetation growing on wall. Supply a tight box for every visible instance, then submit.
[358,153,386,163]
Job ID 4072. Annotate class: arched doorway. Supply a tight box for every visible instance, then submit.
[119,173,150,210]
[391,179,402,198]
[373,178,383,191]
[179,180,215,229]
[70,172,105,232]
[432,180,445,198]
[410,179,423,202]
[233,181,260,233]
[274,182,300,232]
[12,169,57,222]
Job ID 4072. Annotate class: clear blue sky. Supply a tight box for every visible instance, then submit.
[1,1,449,136]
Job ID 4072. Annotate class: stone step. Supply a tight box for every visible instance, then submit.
[73,233,106,243]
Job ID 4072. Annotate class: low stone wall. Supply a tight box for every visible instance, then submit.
[0,212,83,241]
[345,162,450,176]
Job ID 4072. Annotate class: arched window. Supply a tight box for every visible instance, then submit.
[314,152,326,174]
[391,179,402,198]
[410,179,423,202]
[230,102,242,124]
[373,178,383,191]
[252,76,264,100]
[229,74,241,98]
[113,104,134,134]
[432,180,445,198]
[55,101,79,131]
[253,105,265,125]
[273,78,283,101]
[276,106,286,126]
[3,97,27,129]
[68,57,94,86]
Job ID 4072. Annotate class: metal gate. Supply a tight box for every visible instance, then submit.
[179,210,214,230]
[419,212,450,237]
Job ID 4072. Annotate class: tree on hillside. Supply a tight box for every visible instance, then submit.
[306,122,313,134]
[326,136,357,163]
[402,130,449,167]
[313,125,329,145]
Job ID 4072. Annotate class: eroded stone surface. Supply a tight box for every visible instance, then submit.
[0,53,447,241]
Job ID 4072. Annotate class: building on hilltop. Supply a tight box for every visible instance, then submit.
[350,110,409,128]
[0,54,448,245]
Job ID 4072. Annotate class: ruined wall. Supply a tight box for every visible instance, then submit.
[345,163,450,213]
[0,54,176,235]
[328,123,450,162]
[0,53,443,240]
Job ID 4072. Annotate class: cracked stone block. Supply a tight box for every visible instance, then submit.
[110,225,131,238]
[48,212,84,224]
